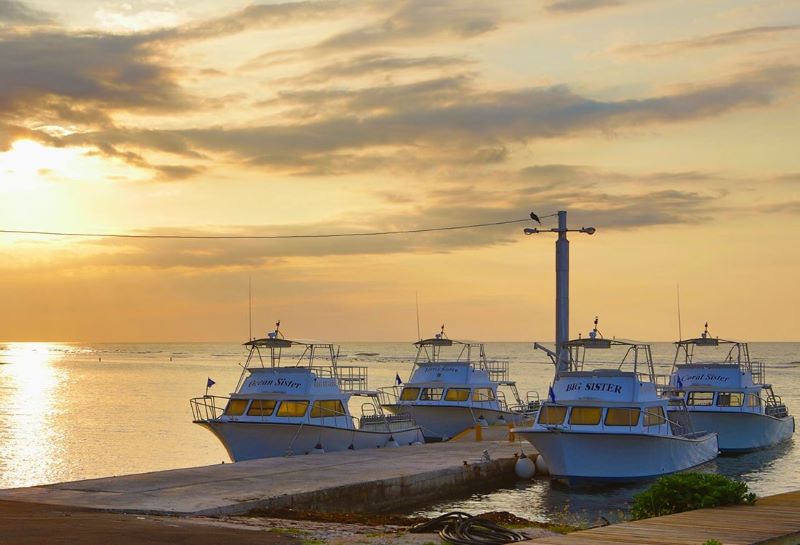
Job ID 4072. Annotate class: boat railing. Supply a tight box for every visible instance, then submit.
[486,359,510,382]
[377,385,401,405]
[519,391,541,414]
[751,359,765,385]
[189,395,229,421]
[764,388,788,418]
[310,365,337,378]
[653,373,671,391]
[496,390,509,412]
[336,365,368,391]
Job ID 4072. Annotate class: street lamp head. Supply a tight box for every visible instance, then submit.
[581,227,596,235]
[523,228,539,235]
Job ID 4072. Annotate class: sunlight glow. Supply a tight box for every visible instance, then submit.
[0,140,79,192]
[0,343,68,487]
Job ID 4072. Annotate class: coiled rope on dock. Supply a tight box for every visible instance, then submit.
[410,512,529,545]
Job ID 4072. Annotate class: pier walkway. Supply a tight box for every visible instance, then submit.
[528,490,800,545]
[0,440,525,516]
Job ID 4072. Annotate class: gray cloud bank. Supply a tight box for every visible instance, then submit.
[58,64,800,177]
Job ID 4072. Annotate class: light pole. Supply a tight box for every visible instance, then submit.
[524,211,596,376]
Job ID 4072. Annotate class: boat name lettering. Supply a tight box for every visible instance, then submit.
[425,366,461,373]
[565,382,623,394]
[684,374,730,383]
[246,378,303,389]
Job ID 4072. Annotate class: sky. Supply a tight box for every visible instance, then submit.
[0,0,798,343]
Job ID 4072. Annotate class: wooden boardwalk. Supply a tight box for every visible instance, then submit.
[528,490,800,545]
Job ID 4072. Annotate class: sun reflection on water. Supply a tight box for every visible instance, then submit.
[0,343,69,488]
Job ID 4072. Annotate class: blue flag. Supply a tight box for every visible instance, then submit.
[207,377,216,388]
[547,385,556,403]
[395,373,403,385]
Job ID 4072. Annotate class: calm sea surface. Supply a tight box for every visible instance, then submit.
[0,341,797,523]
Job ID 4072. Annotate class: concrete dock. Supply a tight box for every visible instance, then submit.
[0,440,527,516]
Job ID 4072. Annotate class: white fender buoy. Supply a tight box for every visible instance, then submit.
[515,453,535,479]
[386,436,400,448]
[477,415,489,428]
[311,442,325,454]
[535,454,549,475]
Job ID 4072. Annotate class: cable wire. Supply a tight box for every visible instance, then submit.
[0,217,535,240]
[410,512,529,545]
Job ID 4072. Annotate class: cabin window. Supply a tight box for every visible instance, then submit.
[537,405,567,425]
[400,387,420,401]
[472,388,495,402]
[445,388,470,401]
[644,406,666,426]
[420,387,444,401]
[247,399,277,416]
[746,394,761,407]
[686,392,715,406]
[569,407,602,425]
[276,401,309,417]
[310,400,345,418]
[716,392,744,407]
[604,407,641,426]
[224,399,248,416]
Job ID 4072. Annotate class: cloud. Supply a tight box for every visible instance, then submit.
[615,25,800,57]
[61,64,800,177]
[248,0,501,67]
[276,52,473,85]
[164,0,358,43]
[0,0,54,25]
[0,30,192,127]
[33,163,734,270]
[543,0,625,14]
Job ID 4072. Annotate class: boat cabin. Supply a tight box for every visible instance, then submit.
[191,329,412,432]
[533,326,693,436]
[380,328,536,416]
[668,325,788,418]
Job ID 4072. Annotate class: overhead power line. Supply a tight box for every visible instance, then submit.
[0,217,545,240]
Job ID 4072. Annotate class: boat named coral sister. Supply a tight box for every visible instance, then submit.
[514,322,718,485]
[190,323,424,461]
[665,324,794,453]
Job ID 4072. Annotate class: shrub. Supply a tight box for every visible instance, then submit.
[631,473,756,520]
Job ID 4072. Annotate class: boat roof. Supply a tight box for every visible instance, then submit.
[563,337,643,349]
[244,337,334,348]
[414,337,454,347]
[676,336,742,347]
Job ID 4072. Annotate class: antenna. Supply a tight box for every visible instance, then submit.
[415,291,421,341]
[676,283,682,341]
[249,276,253,340]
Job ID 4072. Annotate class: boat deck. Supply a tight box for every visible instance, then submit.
[0,440,527,516]
[528,490,800,545]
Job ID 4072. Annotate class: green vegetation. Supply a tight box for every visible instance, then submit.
[631,473,756,520]
[701,540,723,545]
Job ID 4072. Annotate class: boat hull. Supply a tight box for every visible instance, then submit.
[382,404,526,441]
[196,421,425,461]
[681,410,795,453]
[515,429,719,485]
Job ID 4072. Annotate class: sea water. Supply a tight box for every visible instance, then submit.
[0,341,797,523]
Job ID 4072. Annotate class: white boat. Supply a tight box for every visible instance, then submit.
[513,324,718,485]
[190,325,424,461]
[379,327,539,441]
[665,324,794,453]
